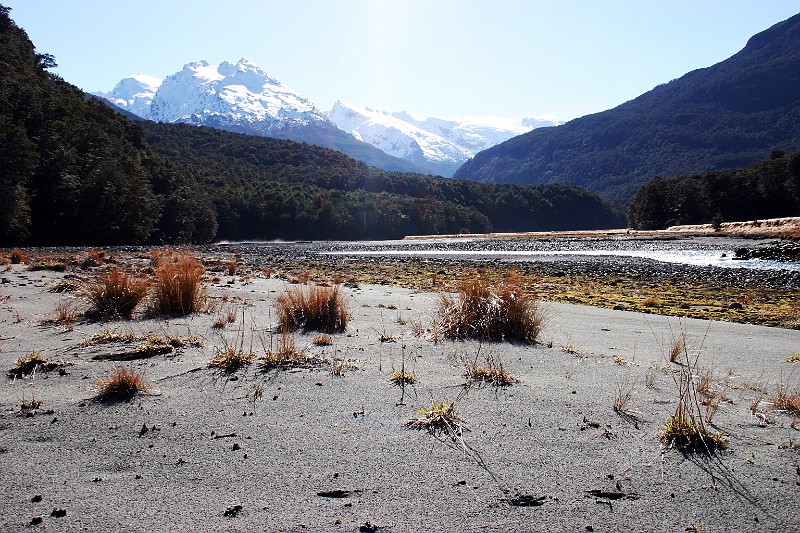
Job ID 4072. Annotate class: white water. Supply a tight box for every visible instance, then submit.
[323,248,800,272]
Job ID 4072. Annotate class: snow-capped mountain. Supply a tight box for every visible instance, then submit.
[93,74,161,118]
[147,59,328,133]
[328,101,475,176]
[96,59,425,173]
[329,102,561,176]
[96,58,559,176]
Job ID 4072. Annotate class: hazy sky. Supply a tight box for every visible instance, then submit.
[5,1,799,121]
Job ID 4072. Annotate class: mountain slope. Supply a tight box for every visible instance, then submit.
[0,6,216,245]
[93,74,161,117]
[328,101,474,176]
[127,59,429,174]
[453,12,800,203]
[328,102,558,177]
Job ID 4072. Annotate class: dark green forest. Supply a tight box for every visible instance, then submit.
[628,151,800,230]
[454,13,800,204]
[142,122,625,241]
[0,6,624,246]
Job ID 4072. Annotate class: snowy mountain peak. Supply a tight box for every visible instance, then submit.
[92,74,161,118]
[328,102,560,176]
[147,58,324,129]
[328,101,475,176]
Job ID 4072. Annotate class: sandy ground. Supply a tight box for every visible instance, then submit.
[1,264,799,532]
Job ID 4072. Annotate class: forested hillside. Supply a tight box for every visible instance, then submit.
[0,6,624,245]
[454,13,800,204]
[628,151,800,230]
[143,122,626,240]
[0,5,216,245]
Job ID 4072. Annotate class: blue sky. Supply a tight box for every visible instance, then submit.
[5,0,799,121]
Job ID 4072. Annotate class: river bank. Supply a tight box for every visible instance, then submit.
[1,249,799,531]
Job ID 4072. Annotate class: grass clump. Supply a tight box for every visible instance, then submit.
[8,352,49,378]
[95,366,148,402]
[406,400,464,440]
[276,284,348,333]
[259,331,308,371]
[311,335,333,346]
[9,248,25,264]
[437,275,544,342]
[151,251,206,316]
[659,346,727,453]
[209,348,255,373]
[390,370,417,385]
[786,353,800,363]
[462,349,517,386]
[82,267,150,319]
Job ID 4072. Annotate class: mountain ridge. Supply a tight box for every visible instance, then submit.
[453,12,800,203]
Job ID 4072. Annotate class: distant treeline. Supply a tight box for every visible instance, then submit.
[143,122,626,241]
[628,151,800,230]
[0,6,624,245]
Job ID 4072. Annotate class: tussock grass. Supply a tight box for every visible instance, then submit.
[613,376,636,413]
[311,335,333,346]
[259,331,309,371]
[209,348,255,373]
[437,275,544,342]
[82,267,150,319]
[659,342,727,453]
[773,386,800,415]
[9,248,25,264]
[406,400,464,440]
[95,366,149,402]
[276,284,348,333]
[390,370,417,385]
[8,352,49,378]
[461,349,517,386]
[151,251,206,316]
[786,353,800,363]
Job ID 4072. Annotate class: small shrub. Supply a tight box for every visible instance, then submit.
[95,366,148,402]
[151,251,206,316]
[276,284,348,333]
[613,356,629,366]
[437,275,544,342]
[83,267,150,319]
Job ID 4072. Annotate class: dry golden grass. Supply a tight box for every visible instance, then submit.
[82,267,150,319]
[659,361,727,453]
[9,248,25,264]
[390,370,417,385]
[773,386,800,415]
[437,274,544,342]
[95,366,149,402]
[461,350,518,386]
[259,331,312,371]
[151,251,206,316]
[8,352,49,378]
[209,348,255,373]
[786,353,800,363]
[311,335,333,346]
[613,377,636,413]
[406,400,464,440]
[276,284,348,333]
